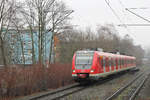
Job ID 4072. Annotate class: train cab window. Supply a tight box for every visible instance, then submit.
[75,53,93,65]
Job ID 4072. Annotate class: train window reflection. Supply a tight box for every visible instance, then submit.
[75,55,93,65]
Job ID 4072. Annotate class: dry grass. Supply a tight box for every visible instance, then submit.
[0,63,73,100]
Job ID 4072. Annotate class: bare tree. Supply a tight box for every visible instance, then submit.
[19,0,73,64]
[0,0,17,65]
[58,24,145,64]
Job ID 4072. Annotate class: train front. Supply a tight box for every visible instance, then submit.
[72,50,98,82]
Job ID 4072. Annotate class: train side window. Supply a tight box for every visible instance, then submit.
[132,60,134,64]
[103,57,106,68]
[109,58,111,67]
[120,59,121,66]
[120,59,122,66]
[124,59,125,65]
[114,59,116,66]
[111,58,114,66]
[130,60,131,64]
[101,57,103,67]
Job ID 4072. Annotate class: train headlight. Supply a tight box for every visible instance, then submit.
[73,70,75,73]
[90,70,94,73]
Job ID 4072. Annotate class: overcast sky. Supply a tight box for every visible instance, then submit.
[63,0,150,49]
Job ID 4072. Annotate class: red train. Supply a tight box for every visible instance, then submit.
[72,50,136,82]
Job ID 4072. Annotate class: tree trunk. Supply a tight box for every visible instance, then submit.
[20,40,25,65]
[0,35,7,66]
[29,26,36,64]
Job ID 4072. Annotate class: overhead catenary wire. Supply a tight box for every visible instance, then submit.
[125,8,150,23]
[118,24,150,26]
[105,0,126,27]
[117,0,134,23]
[116,0,138,38]
[104,0,133,35]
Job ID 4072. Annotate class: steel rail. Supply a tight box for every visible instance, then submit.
[105,73,143,100]
[129,74,149,100]
[29,74,126,100]
[49,73,127,100]
[50,87,86,100]
[30,83,80,100]
[16,83,79,100]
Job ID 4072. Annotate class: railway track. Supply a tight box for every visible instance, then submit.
[16,71,140,100]
[105,72,149,100]
[17,72,126,100]
[23,80,109,100]
[17,83,80,100]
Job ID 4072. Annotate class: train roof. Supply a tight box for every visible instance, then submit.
[95,51,135,59]
[75,50,135,59]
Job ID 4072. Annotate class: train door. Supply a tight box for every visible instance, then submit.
[102,56,106,73]
[97,56,101,73]
[106,57,109,72]
[101,56,106,73]
[123,58,125,68]
[121,58,123,69]
[119,58,121,69]
[120,58,122,69]
[116,58,118,70]
[113,58,115,71]
[125,59,127,68]
[111,58,115,71]
[105,57,109,72]
[123,58,126,68]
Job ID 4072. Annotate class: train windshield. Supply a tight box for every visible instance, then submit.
[75,53,93,65]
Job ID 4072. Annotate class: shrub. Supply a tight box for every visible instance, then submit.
[0,63,73,99]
